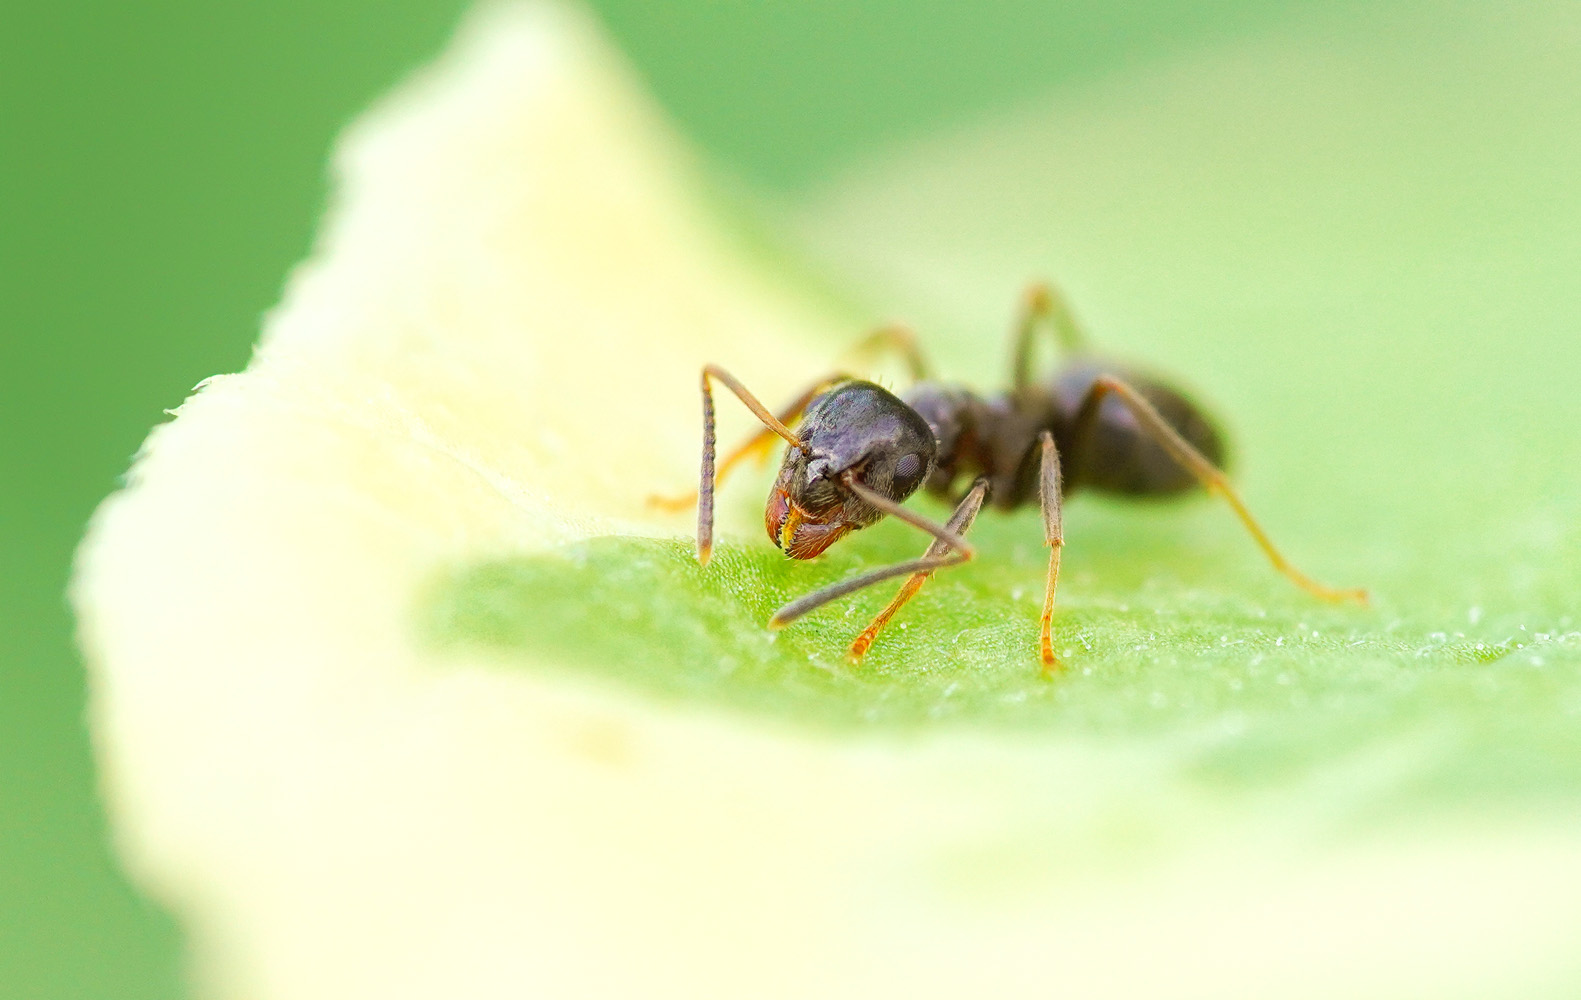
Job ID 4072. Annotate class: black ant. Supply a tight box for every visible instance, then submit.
[654,283,1366,673]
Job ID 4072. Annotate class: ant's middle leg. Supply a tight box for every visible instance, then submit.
[1011,281,1088,393]
[1069,376,1368,604]
[845,322,932,382]
[847,477,990,662]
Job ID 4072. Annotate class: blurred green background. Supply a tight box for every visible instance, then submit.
[0,0,1542,996]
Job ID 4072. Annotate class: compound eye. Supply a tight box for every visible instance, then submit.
[891,452,926,497]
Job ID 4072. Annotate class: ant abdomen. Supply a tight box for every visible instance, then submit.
[1052,362,1226,497]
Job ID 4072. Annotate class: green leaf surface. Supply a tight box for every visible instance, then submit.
[428,2,1581,830]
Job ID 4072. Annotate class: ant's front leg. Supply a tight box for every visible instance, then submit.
[847,477,990,662]
[653,326,929,534]
[844,436,1062,671]
[650,367,843,564]
[769,473,978,634]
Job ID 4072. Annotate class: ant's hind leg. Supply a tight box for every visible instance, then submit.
[1071,376,1368,604]
[1011,282,1088,392]
[847,478,990,662]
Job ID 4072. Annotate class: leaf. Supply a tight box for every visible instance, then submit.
[74,2,1581,998]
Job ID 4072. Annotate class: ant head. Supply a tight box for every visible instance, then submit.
[766,380,937,559]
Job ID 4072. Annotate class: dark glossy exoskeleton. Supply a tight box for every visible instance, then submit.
[657,284,1366,672]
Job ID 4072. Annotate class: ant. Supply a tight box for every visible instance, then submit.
[653,283,1366,673]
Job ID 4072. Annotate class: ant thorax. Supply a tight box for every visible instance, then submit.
[902,381,1060,510]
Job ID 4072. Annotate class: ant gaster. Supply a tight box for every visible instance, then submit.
[655,283,1366,672]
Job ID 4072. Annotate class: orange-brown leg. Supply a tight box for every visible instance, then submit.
[845,322,932,381]
[1011,281,1088,393]
[1071,376,1368,604]
[768,472,978,632]
[847,478,990,662]
[1036,431,1065,673]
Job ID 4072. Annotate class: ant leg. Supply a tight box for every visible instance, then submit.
[768,472,977,630]
[684,366,821,566]
[655,323,926,524]
[1070,376,1368,604]
[848,478,990,661]
[1011,281,1088,393]
[845,322,932,381]
[649,373,841,513]
[1036,431,1066,672]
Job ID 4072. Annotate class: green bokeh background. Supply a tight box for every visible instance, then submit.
[0,0,1548,996]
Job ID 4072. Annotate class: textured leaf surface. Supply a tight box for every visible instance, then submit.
[430,3,1581,817]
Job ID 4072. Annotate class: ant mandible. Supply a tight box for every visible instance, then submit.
[654,283,1366,673]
